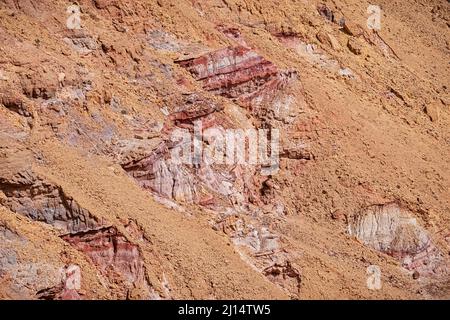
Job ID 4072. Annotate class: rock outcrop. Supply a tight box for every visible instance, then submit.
[0,179,101,234]
[349,203,449,277]
[176,46,303,124]
[61,226,148,289]
[176,46,279,99]
[0,0,449,300]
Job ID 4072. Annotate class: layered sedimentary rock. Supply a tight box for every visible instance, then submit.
[177,46,305,127]
[1,176,153,297]
[36,265,82,300]
[349,203,448,277]
[167,94,224,130]
[122,143,259,206]
[0,147,99,233]
[212,210,301,297]
[61,226,147,286]
[1,0,448,300]
[122,94,246,206]
[176,46,278,98]
[0,168,101,233]
[0,208,87,300]
[0,148,154,298]
[0,180,101,234]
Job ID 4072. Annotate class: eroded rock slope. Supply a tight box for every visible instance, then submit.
[0,0,449,299]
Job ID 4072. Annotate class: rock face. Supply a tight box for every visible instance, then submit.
[120,43,305,297]
[176,46,278,98]
[121,93,259,206]
[0,175,101,233]
[1,0,449,300]
[0,211,85,300]
[168,95,223,130]
[0,148,101,233]
[0,150,153,298]
[122,142,260,206]
[0,181,100,232]
[212,211,301,297]
[347,38,363,55]
[317,4,345,26]
[130,156,198,203]
[176,46,300,119]
[425,103,440,122]
[62,227,147,287]
[36,265,82,300]
[349,203,448,276]
[276,34,356,81]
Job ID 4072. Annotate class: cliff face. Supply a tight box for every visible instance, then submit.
[0,0,449,299]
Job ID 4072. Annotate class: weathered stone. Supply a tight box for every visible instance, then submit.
[93,0,114,9]
[363,31,399,59]
[176,46,302,126]
[0,224,23,242]
[317,31,341,51]
[36,265,82,300]
[217,26,248,47]
[0,90,31,116]
[328,34,342,50]
[263,261,301,295]
[342,21,364,37]
[62,226,146,286]
[63,33,98,55]
[425,103,440,122]
[0,180,101,233]
[124,153,198,204]
[317,4,334,22]
[169,95,223,129]
[349,203,448,276]
[331,209,346,221]
[316,31,331,47]
[176,46,278,98]
[281,143,313,160]
[147,30,183,52]
[347,38,363,55]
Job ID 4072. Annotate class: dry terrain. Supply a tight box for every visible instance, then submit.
[0,0,449,299]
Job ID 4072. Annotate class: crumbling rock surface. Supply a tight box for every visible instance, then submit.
[168,95,224,130]
[0,209,87,300]
[122,140,199,204]
[121,92,263,207]
[317,4,345,26]
[36,265,82,300]
[263,261,302,296]
[63,31,98,55]
[1,0,449,300]
[0,147,100,233]
[349,203,449,276]
[0,156,154,298]
[61,226,148,288]
[176,46,278,97]
[0,178,101,233]
[276,35,356,80]
[176,46,302,121]
[212,211,301,297]
[316,5,399,59]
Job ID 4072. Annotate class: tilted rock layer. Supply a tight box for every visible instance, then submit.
[0,0,449,299]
